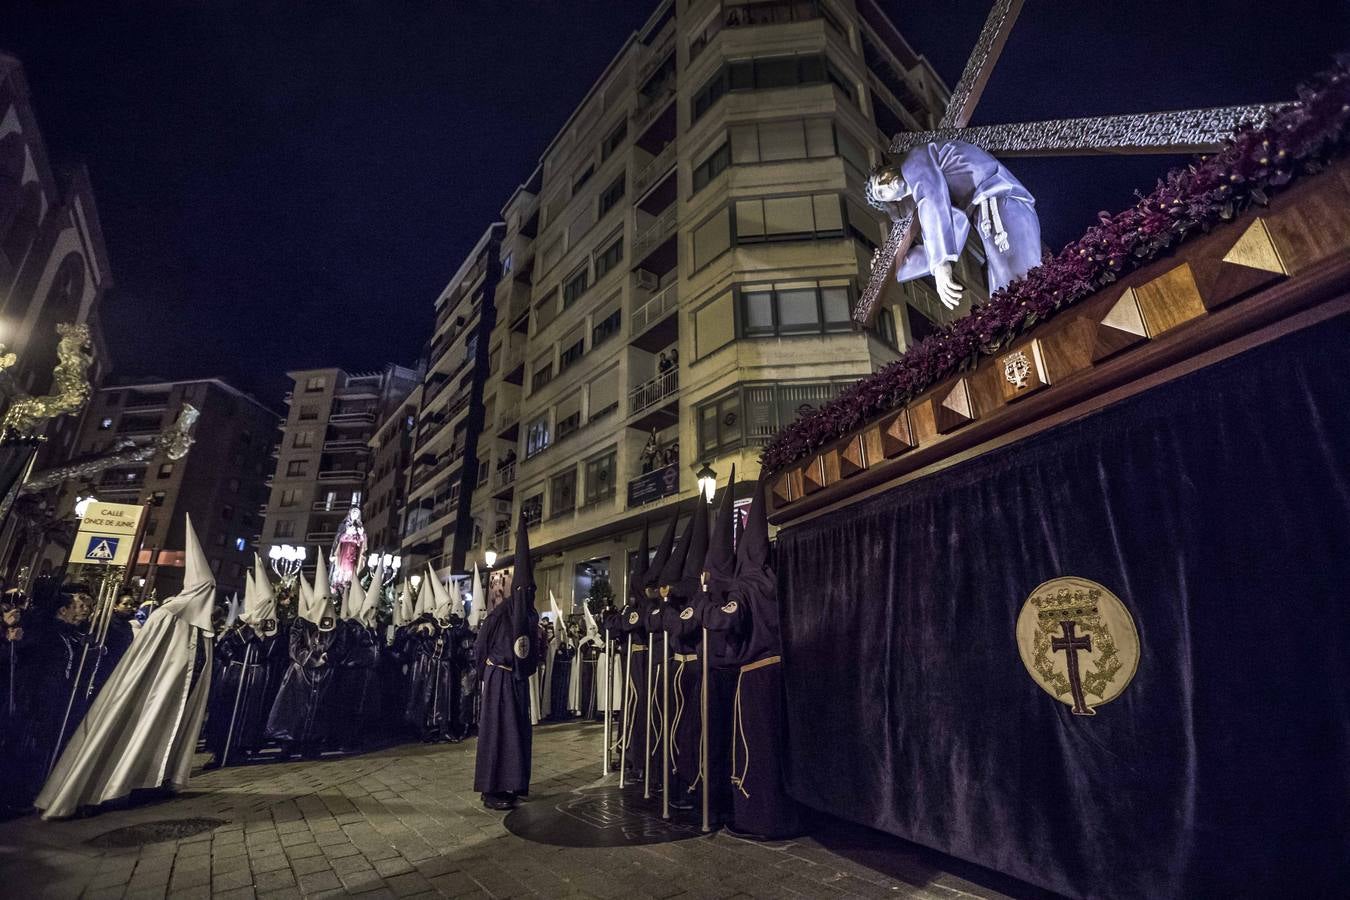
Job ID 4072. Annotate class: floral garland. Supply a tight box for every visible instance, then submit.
[761,56,1350,473]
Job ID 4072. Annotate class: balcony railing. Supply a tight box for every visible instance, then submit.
[306,530,337,544]
[317,469,364,482]
[634,141,677,197]
[631,284,678,336]
[634,206,678,261]
[322,439,369,452]
[495,461,516,488]
[329,410,376,426]
[632,87,675,136]
[629,367,679,415]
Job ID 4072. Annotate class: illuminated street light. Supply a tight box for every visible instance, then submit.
[483,545,498,569]
[696,462,718,504]
[74,495,97,518]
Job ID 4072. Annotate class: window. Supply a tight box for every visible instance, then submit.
[286,460,307,477]
[298,404,319,421]
[234,537,247,552]
[592,305,621,347]
[698,391,743,456]
[559,330,585,373]
[304,375,326,392]
[532,354,555,392]
[98,417,112,430]
[692,53,842,124]
[274,520,295,539]
[599,177,625,217]
[588,369,619,419]
[729,118,835,164]
[595,237,623,280]
[573,163,595,194]
[278,488,297,507]
[689,10,722,62]
[540,235,564,274]
[550,469,577,517]
[525,416,551,459]
[601,120,627,160]
[694,292,735,359]
[557,394,582,440]
[293,430,313,448]
[151,490,167,507]
[692,141,730,194]
[501,252,513,277]
[157,462,174,479]
[734,194,844,243]
[738,279,854,336]
[584,448,617,505]
[563,266,590,307]
[522,494,544,528]
[535,290,560,333]
[692,207,732,271]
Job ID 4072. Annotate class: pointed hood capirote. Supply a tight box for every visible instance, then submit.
[345,571,367,622]
[658,505,692,591]
[646,508,679,590]
[394,580,414,627]
[677,494,710,601]
[304,552,338,629]
[430,567,454,623]
[732,473,774,603]
[250,555,277,628]
[508,515,539,676]
[704,464,737,603]
[469,564,485,629]
[627,520,650,604]
[157,514,217,632]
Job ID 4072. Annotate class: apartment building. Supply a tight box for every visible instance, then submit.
[463,0,974,611]
[400,225,504,577]
[54,378,279,598]
[261,364,420,566]
[364,388,419,554]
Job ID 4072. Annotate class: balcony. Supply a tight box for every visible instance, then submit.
[502,341,527,386]
[633,141,677,200]
[306,530,338,544]
[632,87,675,140]
[634,205,678,266]
[629,367,679,432]
[329,410,376,426]
[627,461,679,509]
[629,284,678,351]
[497,405,520,439]
[322,438,369,453]
[317,469,364,483]
[493,460,517,494]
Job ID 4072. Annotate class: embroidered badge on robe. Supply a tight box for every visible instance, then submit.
[720,601,737,615]
[513,636,530,659]
[628,611,639,625]
[1015,577,1140,717]
[679,607,694,620]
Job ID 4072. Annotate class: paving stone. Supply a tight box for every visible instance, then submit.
[290,855,332,876]
[297,870,342,893]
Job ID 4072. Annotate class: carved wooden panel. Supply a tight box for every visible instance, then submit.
[880,409,916,457]
[933,378,976,434]
[1265,167,1350,273]
[1191,216,1288,309]
[1134,263,1208,337]
[997,338,1051,403]
[801,455,826,495]
[839,434,867,478]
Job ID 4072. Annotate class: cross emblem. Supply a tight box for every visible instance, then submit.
[1051,620,1094,716]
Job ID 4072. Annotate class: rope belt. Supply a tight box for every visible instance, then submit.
[731,655,782,798]
[630,644,647,651]
[486,658,513,671]
[673,653,698,662]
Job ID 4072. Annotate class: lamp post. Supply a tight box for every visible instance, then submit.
[483,544,498,569]
[695,461,718,504]
[366,551,402,586]
[268,544,306,587]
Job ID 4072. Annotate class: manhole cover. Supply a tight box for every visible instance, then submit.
[504,785,707,847]
[87,817,227,848]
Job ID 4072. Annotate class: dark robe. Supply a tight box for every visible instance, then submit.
[452,621,478,739]
[643,597,667,779]
[382,624,413,732]
[546,642,574,720]
[665,594,704,798]
[578,639,600,720]
[333,619,382,749]
[473,600,537,795]
[617,602,649,779]
[413,621,461,743]
[702,576,802,839]
[206,625,284,761]
[393,617,437,730]
[266,620,347,748]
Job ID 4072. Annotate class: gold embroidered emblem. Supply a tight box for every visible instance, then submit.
[513,636,530,659]
[679,607,694,621]
[721,600,738,615]
[1015,576,1139,716]
[628,611,639,625]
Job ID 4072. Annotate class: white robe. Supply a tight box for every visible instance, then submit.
[566,640,582,714]
[36,605,213,819]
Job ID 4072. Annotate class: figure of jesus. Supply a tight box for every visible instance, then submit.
[868,140,1042,309]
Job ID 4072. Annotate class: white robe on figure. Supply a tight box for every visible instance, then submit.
[36,515,217,820]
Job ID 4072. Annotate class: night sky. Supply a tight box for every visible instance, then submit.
[3,0,1344,405]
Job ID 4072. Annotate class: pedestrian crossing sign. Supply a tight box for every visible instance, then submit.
[85,538,119,561]
[68,501,143,567]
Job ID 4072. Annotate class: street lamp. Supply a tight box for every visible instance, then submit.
[366,552,401,586]
[268,544,306,585]
[696,462,718,504]
[484,545,498,569]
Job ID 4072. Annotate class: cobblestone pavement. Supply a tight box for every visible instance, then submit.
[0,722,1045,900]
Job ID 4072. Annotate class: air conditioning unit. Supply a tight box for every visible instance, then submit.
[635,270,659,292]
[493,499,513,515]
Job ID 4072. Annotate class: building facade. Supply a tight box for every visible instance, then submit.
[400,225,504,577]
[54,378,279,598]
[364,387,418,555]
[261,364,419,567]
[456,0,963,609]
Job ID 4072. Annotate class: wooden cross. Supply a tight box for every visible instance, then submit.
[852,0,1289,324]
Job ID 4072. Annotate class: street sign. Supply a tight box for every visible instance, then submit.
[69,501,144,567]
